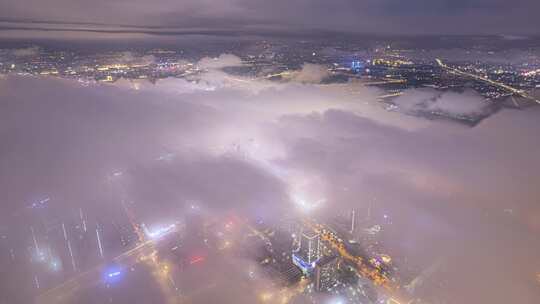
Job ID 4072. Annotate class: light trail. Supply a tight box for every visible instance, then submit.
[436,58,540,104]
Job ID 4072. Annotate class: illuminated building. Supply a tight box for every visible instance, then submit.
[350,209,356,234]
[292,253,314,274]
[351,60,364,73]
[292,228,321,273]
[314,255,339,292]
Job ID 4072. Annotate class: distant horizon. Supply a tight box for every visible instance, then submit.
[1,20,540,38]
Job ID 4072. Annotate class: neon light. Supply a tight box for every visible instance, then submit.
[292,253,315,273]
[108,271,121,278]
[190,256,205,264]
[104,266,124,283]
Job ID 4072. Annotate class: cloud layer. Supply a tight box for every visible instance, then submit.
[1,55,540,303]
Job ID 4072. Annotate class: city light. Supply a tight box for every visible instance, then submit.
[108,271,121,278]
[48,257,62,272]
[259,291,274,302]
[351,60,364,72]
[292,194,326,213]
[1,16,538,304]
[328,297,345,304]
[189,256,205,264]
[28,197,50,209]
[103,266,124,284]
[143,223,177,240]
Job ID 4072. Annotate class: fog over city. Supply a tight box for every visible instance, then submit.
[1,0,540,302]
[1,52,539,303]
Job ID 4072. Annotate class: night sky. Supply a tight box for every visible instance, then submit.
[0,0,539,35]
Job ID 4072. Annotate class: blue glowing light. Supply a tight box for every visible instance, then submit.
[351,60,364,72]
[108,271,121,278]
[49,259,62,272]
[292,253,315,273]
[103,266,124,283]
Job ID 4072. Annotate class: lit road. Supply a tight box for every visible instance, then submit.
[436,58,540,105]
[35,239,158,304]
[35,214,291,304]
[224,70,406,102]
[305,220,412,304]
[362,79,407,86]
[36,197,179,304]
[306,221,391,287]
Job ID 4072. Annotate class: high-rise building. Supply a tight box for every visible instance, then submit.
[350,209,356,233]
[292,229,322,273]
[292,228,321,273]
[298,229,321,264]
[314,255,339,292]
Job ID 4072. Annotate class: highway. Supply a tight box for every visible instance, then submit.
[436,58,540,105]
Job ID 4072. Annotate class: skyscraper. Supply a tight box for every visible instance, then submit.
[298,229,321,264]
[292,228,321,273]
[350,209,356,233]
[314,255,339,292]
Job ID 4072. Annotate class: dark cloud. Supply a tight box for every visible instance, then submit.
[0,0,539,35]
